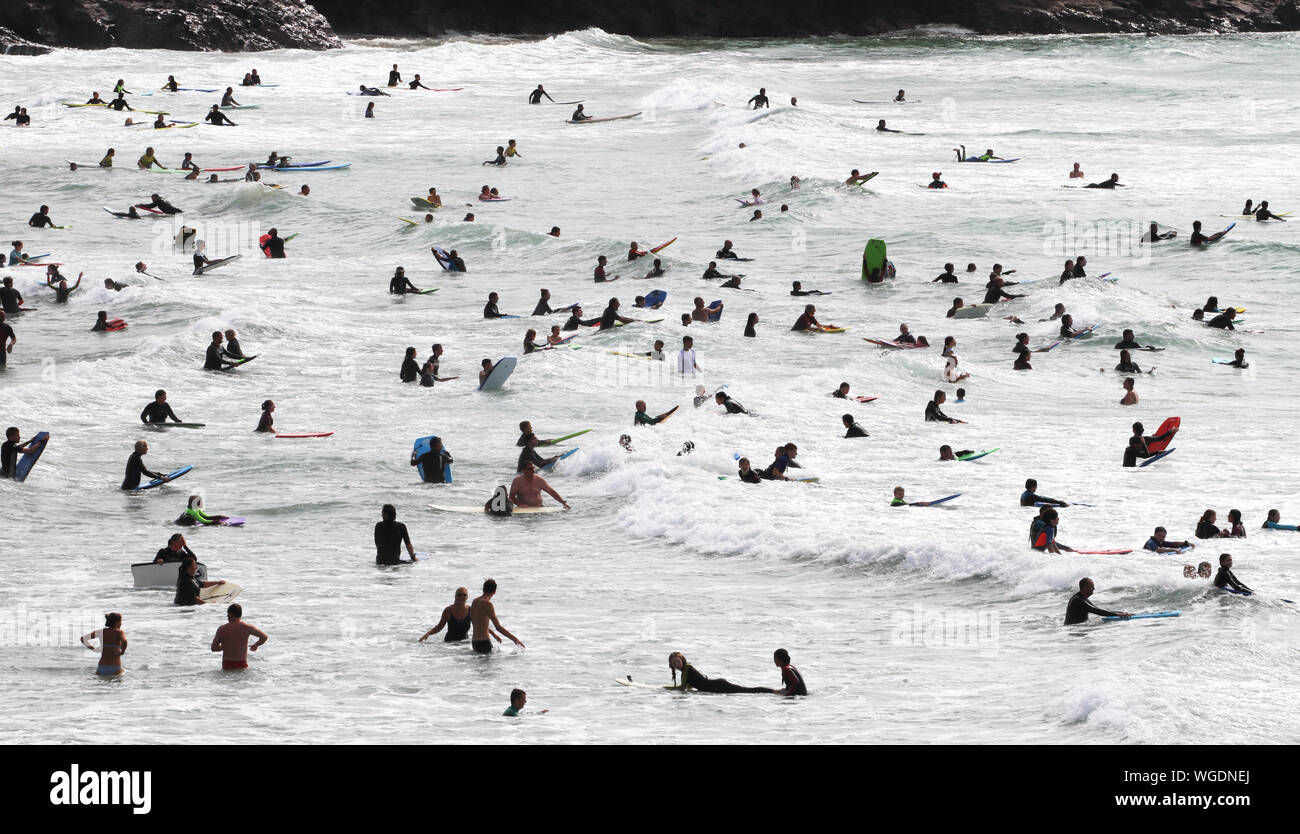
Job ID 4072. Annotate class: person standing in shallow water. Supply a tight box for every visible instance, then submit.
[81,612,127,676]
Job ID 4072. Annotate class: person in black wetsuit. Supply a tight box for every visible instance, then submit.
[747,88,770,110]
[714,391,748,414]
[387,64,402,87]
[400,347,420,382]
[1113,329,1145,350]
[28,205,55,228]
[91,311,111,332]
[517,434,558,473]
[562,305,600,331]
[736,457,763,483]
[1225,348,1248,368]
[932,263,958,283]
[221,329,245,361]
[121,440,167,490]
[1063,578,1130,624]
[255,400,275,433]
[772,649,807,696]
[515,421,557,447]
[528,84,554,104]
[1207,309,1236,330]
[570,104,591,122]
[1196,509,1230,539]
[141,389,182,424]
[1084,173,1123,189]
[842,414,868,438]
[204,105,236,126]
[175,557,221,605]
[0,278,23,315]
[1021,479,1067,507]
[375,504,416,565]
[532,289,558,315]
[924,390,963,423]
[221,87,239,106]
[136,193,181,214]
[204,331,237,370]
[1254,200,1287,222]
[1115,350,1141,373]
[1213,554,1253,593]
[599,298,634,330]
[409,74,432,90]
[411,436,453,483]
[420,587,495,642]
[1144,527,1195,553]
[154,533,196,564]
[483,146,507,166]
[483,292,506,319]
[1122,420,1176,467]
[263,229,286,259]
[108,94,133,112]
[2,427,43,478]
[667,652,770,693]
[389,267,420,295]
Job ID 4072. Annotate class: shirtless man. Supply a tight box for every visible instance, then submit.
[470,578,524,654]
[210,603,268,670]
[508,462,570,509]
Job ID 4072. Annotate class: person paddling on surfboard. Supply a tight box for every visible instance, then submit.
[954,145,1000,162]
[570,104,591,122]
[1214,554,1253,594]
[1144,527,1195,553]
[1122,420,1176,467]
[876,119,900,133]
[667,651,770,693]
[1020,479,1067,508]
[845,169,877,185]
[1084,173,1123,189]
[1064,578,1131,624]
[121,440,169,490]
[791,304,825,332]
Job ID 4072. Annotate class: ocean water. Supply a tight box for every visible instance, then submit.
[2,29,1299,744]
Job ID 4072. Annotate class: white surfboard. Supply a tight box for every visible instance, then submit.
[200,581,242,604]
[131,561,207,588]
[428,504,565,515]
[478,356,518,391]
[950,303,993,319]
[614,676,675,690]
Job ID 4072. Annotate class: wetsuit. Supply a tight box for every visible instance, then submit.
[0,321,12,365]
[532,298,554,315]
[193,252,212,274]
[562,314,599,331]
[716,248,739,260]
[1058,270,1074,286]
[138,197,181,214]
[121,451,163,490]
[1195,520,1223,539]
[264,235,286,258]
[702,267,724,280]
[747,93,770,109]
[570,108,590,121]
[738,468,762,484]
[1063,593,1120,625]
[1029,518,1051,550]
[400,356,419,382]
[1020,490,1065,507]
[52,284,73,303]
[483,301,504,319]
[1214,566,1252,593]
[599,306,630,330]
[634,410,665,426]
[390,274,418,294]
[388,69,401,86]
[933,271,958,283]
[1085,180,1119,189]
[108,98,131,111]
[1114,338,1142,350]
[1121,429,1174,467]
[204,342,228,370]
[411,449,452,483]
[255,411,274,433]
[845,422,868,438]
[896,332,917,345]
[1,439,19,477]
[141,401,180,424]
[1207,312,1235,330]
[1115,359,1141,373]
[155,545,195,563]
[517,446,548,472]
[1190,230,1209,246]
[447,254,466,272]
[682,664,769,693]
[174,572,202,605]
[373,519,411,565]
[1013,342,1032,369]
[485,152,506,166]
[223,338,245,360]
[28,212,53,228]
[0,286,24,313]
[792,313,818,331]
[529,88,553,104]
[778,664,807,696]
[718,396,747,414]
[924,401,956,423]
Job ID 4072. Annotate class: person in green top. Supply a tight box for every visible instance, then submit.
[634,399,679,426]
[99,148,115,167]
[175,494,230,526]
[137,146,159,169]
[891,486,908,506]
[503,688,546,716]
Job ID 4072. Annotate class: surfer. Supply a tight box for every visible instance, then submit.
[748,88,770,109]
[204,331,238,370]
[930,263,959,283]
[983,276,1023,304]
[469,578,524,654]
[1119,376,1139,406]
[1114,350,1142,373]
[667,652,770,693]
[211,604,267,671]
[27,205,55,228]
[140,389,182,424]
[1195,509,1231,539]
[1113,329,1147,350]
[262,228,286,258]
[1263,510,1298,531]
[791,304,824,331]
[483,146,507,166]
[528,84,554,104]
[220,87,239,106]
[1146,222,1176,242]
[1,427,42,477]
[1084,173,1123,189]
[954,145,1000,162]
[505,140,521,158]
[532,289,560,315]
[790,281,828,295]
[716,240,743,260]
[375,504,417,564]
[599,297,635,330]
[386,64,401,87]
[593,255,618,282]
[80,613,127,676]
[1224,348,1248,368]
[1122,420,1176,467]
[1031,507,1074,553]
[1063,578,1130,624]
[1254,200,1286,222]
[843,414,868,438]
[644,258,666,278]
[1020,479,1067,508]
[570,104,591,122]
[47,275,81,303]
[736,457,763,483]
[634,400,678,426]
[1144,527,1195,553]
[411,437,453,483]
[136,193,181,214]
[927,172,947,189]
[561,305,600,330]
[516,435,559,473]
[121,440,168,490]
[175,495,229,527]
[255,400,275,433]
[389,266,421,294]
[1069,162,1084,179]
[483,292,506,319]
[762,443,800,481]
[714,391,746,414]
[523,329,545,353]
[876,119,900,133]
[407,74,432,90]
[356,85,389,96]
[175,557,222,605]
[744,312,759,337]
[939,445,974,461]
[627,241,646,261]
[1207,309,1237,330]
[1189,220,1229,246]
[845,169,877,186]
[1214,554,1253,593]
[925,390,964,424]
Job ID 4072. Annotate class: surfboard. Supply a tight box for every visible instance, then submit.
[1147,417,1179,452]
[862,239,887,280]
[1073,549,1134,555]
[1139,448,1175,467]
[958,157,1019,163]
[412,435,452,483]
[218,517,245,527]
[566,112,641,124]
[131,560,207,588]
[706,301,723,322]
[133,465,192,491]
[852,99,921,104]
[541,448,579,470]
[479,357,518,391]
[642,289,668,308]
[950,304,993,319]
[542,429,592,444]
[958,448,999,461]
[148,422,206,429]
[649,238,677,254]
[864,338,924,349]
[275,432,334,439]
[914,493,961,506]
[104,319,127,332]
[12,431,49,482]
[195,254,240,274]
[816,327,848,333]
[410,197,440,209]
[432,246,456,271]
[1101,611,1179,621]
[428,504,565,514]
[200,581,242,604]
[614,676,675,690]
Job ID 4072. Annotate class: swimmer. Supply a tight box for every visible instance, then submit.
[374,504,417,565]
[210,604,268,670]
[80,612,127,676]
[1063,578,1130,624]
[1144,526,1195,553]
[1020,479,1067,507]
[634,399,679,426]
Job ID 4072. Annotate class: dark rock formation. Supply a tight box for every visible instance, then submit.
[309,0,1300,37]
[0,25,52,55]
[0,0,339,52]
